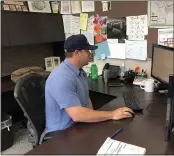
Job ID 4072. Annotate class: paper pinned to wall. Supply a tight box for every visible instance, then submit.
[81,30,94,45]
[126,15,148,40]
[102,1,111,12]
[158,28,174,46]
[148,1,174,28]
[71,16,80,34]
[81,1,95,12]
[87,15,95,31]
[95,41,110,60]
[80,13,88,30]
[71,1,81,14]
[126,40,147,60]
[61,1,71,14]
[65,33,72,39]
[62,15,72,34]
[107,39,126,59]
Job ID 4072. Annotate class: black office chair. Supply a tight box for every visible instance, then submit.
[14,74,46,147]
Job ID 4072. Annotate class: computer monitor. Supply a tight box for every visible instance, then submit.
[165,75,174,142]
[151,44,174,86]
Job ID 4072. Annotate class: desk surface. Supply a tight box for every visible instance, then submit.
[26,77,174,155]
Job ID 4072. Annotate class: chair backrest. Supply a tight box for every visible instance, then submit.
[14,74,46,145]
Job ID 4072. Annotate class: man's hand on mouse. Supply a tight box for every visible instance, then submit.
[111,107,135,120]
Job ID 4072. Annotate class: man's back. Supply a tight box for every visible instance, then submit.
[45,59,89,133]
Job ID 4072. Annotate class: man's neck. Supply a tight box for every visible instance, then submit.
[66,58,81,70]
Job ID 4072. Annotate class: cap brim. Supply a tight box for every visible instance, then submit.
[84,45,98,51]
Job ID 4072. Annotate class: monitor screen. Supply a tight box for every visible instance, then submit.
[151,45,174,84]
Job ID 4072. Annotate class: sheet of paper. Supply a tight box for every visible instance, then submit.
[71,16,80,35]
[94,15,107,43]
[80,13,88,30]
[61,1,71,14]
[126,40,147,61]
[148,1,174,28]
[126,15,148,40]
[65,33,72,39]
[62,15,72,34]
[97,137,146,155]
[107,39,126,59]
[87,15,94,31]
[102,1,111,12]
[158,28,174,46]
[81,30,94,45]
[81,1,95,12]
[95,41,110,60]
[71,1,81,14]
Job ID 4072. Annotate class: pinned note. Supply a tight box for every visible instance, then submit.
[95,41,110,60]
[80,13,88,30]
[71,1,81,14]
[81,1,95,12]
[61,1,71,14]
[81,30,94,45]
[126,40,147,60]
[107,39,126,59]
[62,15,72,34]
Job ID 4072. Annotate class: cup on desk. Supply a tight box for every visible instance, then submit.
[103,69,109,83]
[140,79,155,92]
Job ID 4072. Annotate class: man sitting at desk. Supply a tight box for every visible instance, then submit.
[43,34,134,141]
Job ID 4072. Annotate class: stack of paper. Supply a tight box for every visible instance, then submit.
[97,137,146,155]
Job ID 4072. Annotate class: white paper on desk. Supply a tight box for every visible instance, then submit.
[62,15,72,34]
[126,40,147,61]
[81,1,95,12]
[81,30,94,45]
[71,1,81,14]
[158,28,174,46]
[126,15,148,40]
[61,1,71,14]
[71,16,80,35]
[97,137,146,155]
[107,39,126,59]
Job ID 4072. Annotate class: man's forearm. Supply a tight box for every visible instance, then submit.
[68,106,113,122]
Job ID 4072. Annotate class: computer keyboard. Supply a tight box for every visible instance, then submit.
[122,91,143,112]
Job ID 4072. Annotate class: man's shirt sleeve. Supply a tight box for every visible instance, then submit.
[49,77,81,109]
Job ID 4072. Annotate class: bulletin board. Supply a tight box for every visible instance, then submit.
[89,1,158,58]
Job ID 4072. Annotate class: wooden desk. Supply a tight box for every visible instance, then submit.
[26,77,174,155]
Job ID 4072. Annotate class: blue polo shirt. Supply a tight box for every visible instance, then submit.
[45,59,89,133]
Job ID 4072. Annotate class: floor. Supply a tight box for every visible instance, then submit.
[1,124,33,155]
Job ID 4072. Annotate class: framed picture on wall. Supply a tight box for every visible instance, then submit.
[45,57,54,71]
[50,1,61,13]
[27,1,51,13]
[52,57,60,68]
[1,1,29,12]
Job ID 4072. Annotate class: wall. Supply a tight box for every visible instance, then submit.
[87,1,157,77]
[1,43,53,76]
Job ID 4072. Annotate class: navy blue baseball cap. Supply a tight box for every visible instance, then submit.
[64,34,98,52]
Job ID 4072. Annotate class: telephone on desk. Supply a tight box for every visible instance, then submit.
[102,63,122,87]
